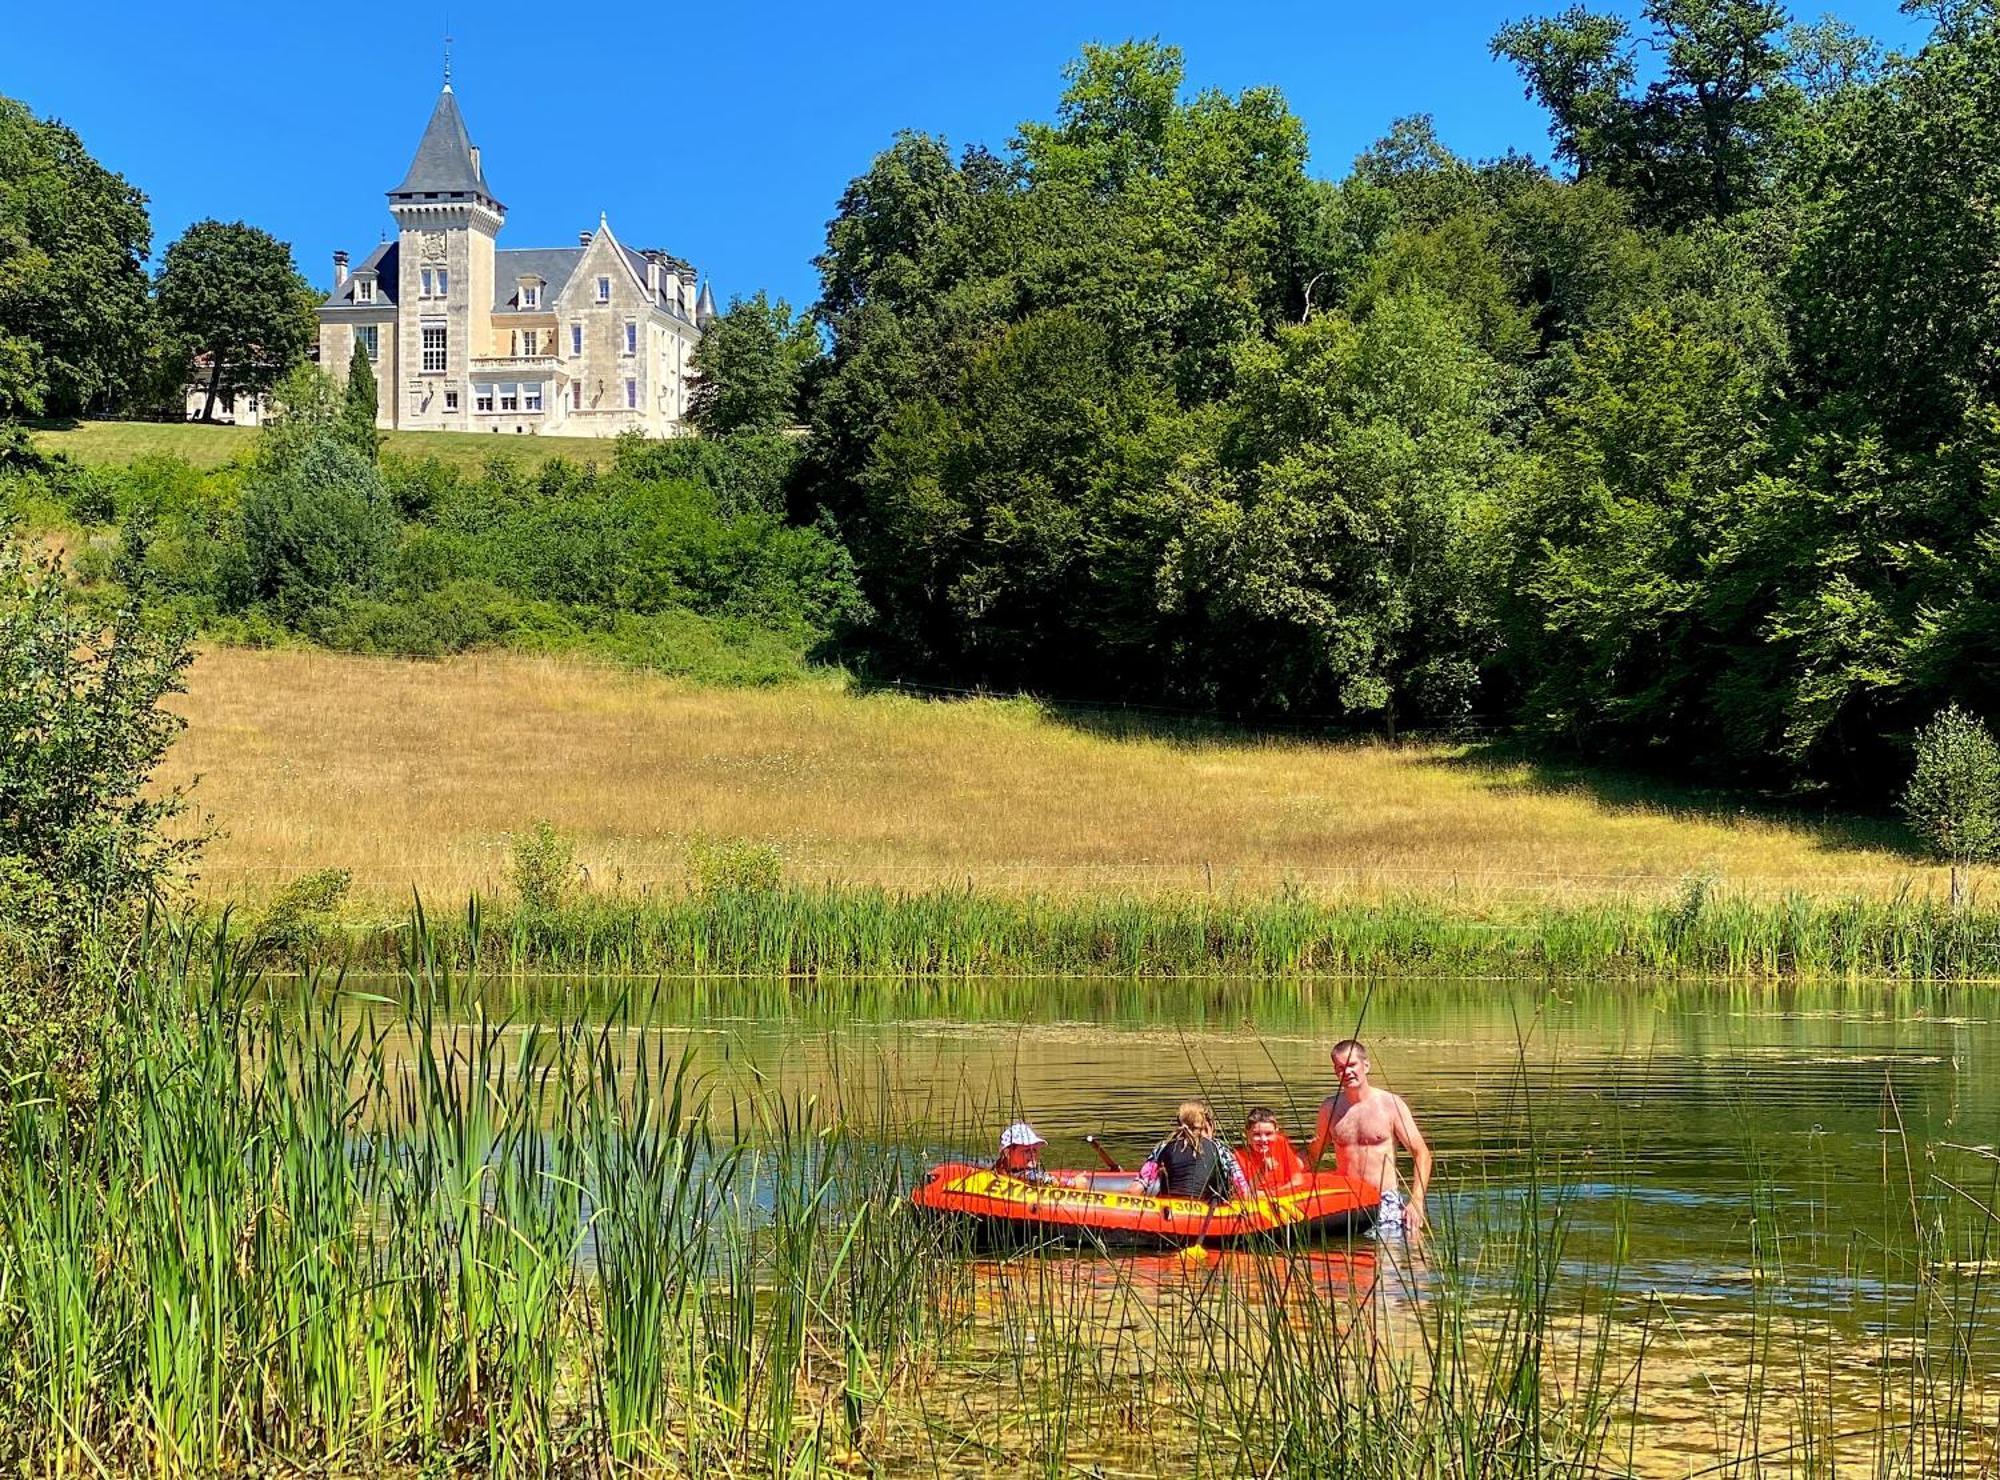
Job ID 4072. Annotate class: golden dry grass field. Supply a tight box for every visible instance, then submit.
[31,419,613,473]
[160,647,1946,908]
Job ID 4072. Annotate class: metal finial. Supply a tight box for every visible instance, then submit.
[442,13,454,89]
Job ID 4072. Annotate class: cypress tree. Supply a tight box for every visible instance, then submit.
[342,336,378,459]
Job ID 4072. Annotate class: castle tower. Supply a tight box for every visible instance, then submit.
[387,83,503,429]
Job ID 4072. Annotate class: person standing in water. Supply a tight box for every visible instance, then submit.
[1305,1039,1432,1240]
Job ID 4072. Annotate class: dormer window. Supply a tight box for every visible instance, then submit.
[596,276,611,303]
[355,276,375,304]
[521,280,540,309]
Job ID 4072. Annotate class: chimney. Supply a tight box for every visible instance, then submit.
[468,145,482,180]
[646,257,660,299]
[333,250,349,288]
[578,230,593,248]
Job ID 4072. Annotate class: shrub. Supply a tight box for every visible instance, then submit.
[686,835,782,899]
[307,580,578,658]
[250,867,352,961]
[511,821,577,916]
[0,530,198,964]
[238,432,396,622]
[1903,703,2000,906]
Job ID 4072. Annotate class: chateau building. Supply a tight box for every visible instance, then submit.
[317,81,714,438]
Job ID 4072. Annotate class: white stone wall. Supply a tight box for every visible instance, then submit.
[319,311,401,429]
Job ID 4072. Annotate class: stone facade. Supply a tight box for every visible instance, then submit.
[316,83,712,439]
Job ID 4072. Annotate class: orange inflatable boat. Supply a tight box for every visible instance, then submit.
[910,1163,1380,1249]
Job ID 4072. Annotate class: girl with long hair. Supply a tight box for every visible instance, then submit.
[1138,1100,1250,1202]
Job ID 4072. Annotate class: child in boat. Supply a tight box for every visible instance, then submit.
[1138,1101,1251,1202]
[992,1122,1087,1188]
[1240,1107,1307,1194]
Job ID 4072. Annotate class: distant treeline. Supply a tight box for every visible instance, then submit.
[9,3,2000,796]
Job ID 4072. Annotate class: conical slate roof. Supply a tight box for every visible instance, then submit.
[696,281,718,326]
[389,87,498,206]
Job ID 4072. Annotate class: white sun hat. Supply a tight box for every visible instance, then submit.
[999,1121,1047,1150]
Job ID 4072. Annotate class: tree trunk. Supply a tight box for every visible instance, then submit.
[201,357,223,423]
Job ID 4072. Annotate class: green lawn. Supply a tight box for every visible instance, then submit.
[29,420,617,473]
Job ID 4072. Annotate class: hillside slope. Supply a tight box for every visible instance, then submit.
[163,647,1935,907]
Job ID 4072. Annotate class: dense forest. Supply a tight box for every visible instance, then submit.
[763,3,2000,798]
[7,1,2000,800]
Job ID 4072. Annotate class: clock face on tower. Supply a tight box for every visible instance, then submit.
[419,232,448,263]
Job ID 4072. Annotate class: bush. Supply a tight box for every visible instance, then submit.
[1903,703,2000,905]
[0,530,198,965]
[511,821,576,916]
[250,867,352,961]
[686,835,782,899]
[238,432,396,621]
[306,580,578,657]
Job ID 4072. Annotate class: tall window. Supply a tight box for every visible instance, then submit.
[437,268,449,296]
[522,282,539,308]
[623,322,637,355]
[356,278,374,304]
[524,382,543,412]
[421,322,447,374]
[596,276,611,303]
[524,330,541,356]
[571,382,584,410]
[625,378,637,409]
[421,268,434,297]
[356,325,379,361]
[570,323,582,356]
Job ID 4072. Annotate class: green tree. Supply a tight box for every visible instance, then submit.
[0,524,198,973]
[1493,0,1799,225]
[343,335,379,458]
[1161,290,1510,727]
[1902,703,2000,907]
[238,425,397,622]
[687,292,818,435]
[0,95,156,416]
[156,219,315,423]
[1784,9,2000,446]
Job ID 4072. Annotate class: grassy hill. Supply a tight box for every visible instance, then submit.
[30,419,616,473]
[165,646,1934,909]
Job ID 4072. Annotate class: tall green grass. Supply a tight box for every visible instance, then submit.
[1,919,1993,1475]
[270,879,2000,980]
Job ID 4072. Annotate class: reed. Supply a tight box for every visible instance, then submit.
[0,921,1993,1476]
[258,879,2000,980]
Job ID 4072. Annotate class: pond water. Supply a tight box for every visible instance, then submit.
[320,972,2000,1471]
[433,974,2000,1338]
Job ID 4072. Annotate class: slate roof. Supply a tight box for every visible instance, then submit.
[493,244,699,322]
[493,248,583,310]
[321,240,398,308]
[389,87,500,208]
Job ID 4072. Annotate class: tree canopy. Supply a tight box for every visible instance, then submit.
[156,220,316,422]
[0,95,155,417]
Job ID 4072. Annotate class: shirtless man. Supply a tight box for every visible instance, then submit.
[1305,1038,1432,1240]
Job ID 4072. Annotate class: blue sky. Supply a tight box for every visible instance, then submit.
[4,1,1931,312]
